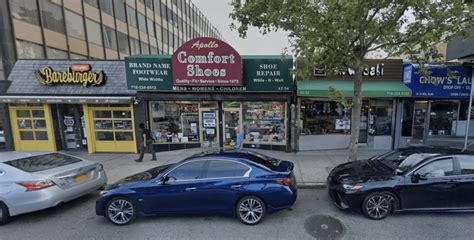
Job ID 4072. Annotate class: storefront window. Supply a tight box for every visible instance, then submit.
[429,101,458,136]
[150,102,200,143]
[301,100,351,135]
[243,102,286,145]
[369,100,393,136]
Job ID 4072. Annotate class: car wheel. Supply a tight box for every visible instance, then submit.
[105,197,137,225]
[362,192,393,220]
[0,202,11,225]
[236,196,266,225]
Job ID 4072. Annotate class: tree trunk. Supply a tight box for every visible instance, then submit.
[348,63,363,161]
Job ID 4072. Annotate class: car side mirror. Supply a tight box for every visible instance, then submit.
[411,173,427,183]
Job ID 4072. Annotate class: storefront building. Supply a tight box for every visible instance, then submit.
[296,59,411,150]
[400,64,474,148]
[1,60,138,153]
[125,37,293,151]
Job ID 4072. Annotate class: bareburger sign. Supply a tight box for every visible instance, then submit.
[172,37,242,86]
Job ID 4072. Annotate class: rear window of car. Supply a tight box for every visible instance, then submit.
[248,153,281,170]
[4,153,82,173]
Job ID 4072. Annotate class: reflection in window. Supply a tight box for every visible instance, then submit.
[9,0,40,26]
[16,40,44,59]
[35,131,48,140]
[94,120,113,130]
[20,131,34,140]
[138,13,147,33]
[93,111,112,118]
[18,120,32,129]
[99,0,114,16]
[32,110,45,118]
[16,110,30,118]
[140,42,149,54]
[84,0,98,7]
[150,102,199,143]
[114,0,127,22]
[243,102,286,145]
[102,26,117,50]
[130,37,140,55]
[40,0,65,34]
[86,19,103,46]
[46,47,68,59]
[113,111,132,118]
[95,132,114,141]
[115,132,134,141]
[33,120,47,129]
[65,10,85,40]
[114,120,132,130]
[369,100,393,136]
[126,6,137,27]
[301,100,351,135]
[147,18,155,36]
[117,31,130,55]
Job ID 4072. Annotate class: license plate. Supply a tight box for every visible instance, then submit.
[74,174,88,183]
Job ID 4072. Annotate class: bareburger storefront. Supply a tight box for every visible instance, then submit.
[126,37,294,152]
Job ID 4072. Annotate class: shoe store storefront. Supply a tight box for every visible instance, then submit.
[126,38,293,152]
[1,60,138,153]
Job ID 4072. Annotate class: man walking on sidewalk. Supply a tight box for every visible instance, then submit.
[135,123,157,162]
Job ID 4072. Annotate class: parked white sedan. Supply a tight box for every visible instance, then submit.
[0,152,107,225]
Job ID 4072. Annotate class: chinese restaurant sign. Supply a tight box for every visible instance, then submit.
[35,64,106,87]
[125,56,172,91]
[172,37,243,86]
[403,64,473,98]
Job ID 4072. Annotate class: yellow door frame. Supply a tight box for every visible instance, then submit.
[9,104,56,152]
[84,104,137,153]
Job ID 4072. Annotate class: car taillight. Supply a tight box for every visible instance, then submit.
[276,177,292,187]
[17,180,56,191]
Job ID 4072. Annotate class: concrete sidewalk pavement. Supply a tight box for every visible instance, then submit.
[66,148,386,188]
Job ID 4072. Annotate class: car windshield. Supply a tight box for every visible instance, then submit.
[394,153,438,174]
[4,153,82,173]
[119,164,172,182]
[370,150,416,169]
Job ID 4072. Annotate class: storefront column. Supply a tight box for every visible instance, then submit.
[393,99,404,149]
[217,101,224,150]
[1,103,14,151]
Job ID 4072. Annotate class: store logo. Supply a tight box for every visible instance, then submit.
[172,37,243,87]
[35,64,106,87]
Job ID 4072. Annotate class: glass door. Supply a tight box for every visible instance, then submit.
[223,101,242,149]
[200,106,219,148]
[412,101,429,145]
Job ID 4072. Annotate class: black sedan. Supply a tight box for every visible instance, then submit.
[327,147,474,220]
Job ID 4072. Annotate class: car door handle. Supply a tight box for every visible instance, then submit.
[231,185,242,189]
[185,187,197,191]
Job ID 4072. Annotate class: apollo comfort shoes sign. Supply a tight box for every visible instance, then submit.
[172,37,243,87]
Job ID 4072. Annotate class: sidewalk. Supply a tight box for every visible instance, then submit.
[66,148,386,188]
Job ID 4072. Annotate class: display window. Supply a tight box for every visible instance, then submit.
[242,102,287,145]
[150,101,200,143]
[301,100,351,135]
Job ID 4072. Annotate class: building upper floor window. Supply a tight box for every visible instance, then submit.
[117,31,130,55]
[46,47,68,59]
[9,0,40,26]
[114,0,127,22]
[126,6,137,27]
[138,13,147,33]
[130,37,140,55]
[86,19,103,46]
[65,10,86,40]
[102,25,117,50]
[40,0,66,34]
[99,0,114,16]
[145,0,153,9]
[147,18,155,37]
[16,40,44,59]
[84,0,99,7]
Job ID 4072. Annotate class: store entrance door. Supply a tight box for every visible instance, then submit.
[200,107,219,148]
[222,102,242,149]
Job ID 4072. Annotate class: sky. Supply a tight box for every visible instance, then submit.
[193,0,292,55]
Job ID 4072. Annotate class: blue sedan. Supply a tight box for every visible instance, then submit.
[96,150,297,225]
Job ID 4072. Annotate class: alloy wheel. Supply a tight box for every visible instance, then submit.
[107,199,135,225]
[365,194,390,219]
[238,198,264,224]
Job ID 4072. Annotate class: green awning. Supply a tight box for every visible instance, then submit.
[297,80,412,97]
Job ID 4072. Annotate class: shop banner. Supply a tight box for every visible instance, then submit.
[125,56,293,92]
[125,56,172,91]
[172,37,243,87]
[244,57,292,92]
[403,64,473,98]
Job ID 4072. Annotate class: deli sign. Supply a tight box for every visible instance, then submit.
[172,37,242,86]
[35,64,106,87]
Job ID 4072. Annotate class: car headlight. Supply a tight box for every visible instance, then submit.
[342,183,364,191]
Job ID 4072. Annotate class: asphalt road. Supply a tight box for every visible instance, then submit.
[2,189,474,240]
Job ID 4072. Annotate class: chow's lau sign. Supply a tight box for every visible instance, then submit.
[172,37,243,86]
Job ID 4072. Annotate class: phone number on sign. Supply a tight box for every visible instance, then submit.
[130,85,157,90]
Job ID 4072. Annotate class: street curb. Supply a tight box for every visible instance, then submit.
[297,183,326,189]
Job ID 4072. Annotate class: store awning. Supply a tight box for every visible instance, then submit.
[297,80,412,97]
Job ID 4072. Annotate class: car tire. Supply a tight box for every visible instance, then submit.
[0,202,11,225]
[236,196,266,225]
[105,197,137,226]
[362,192,394,220]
